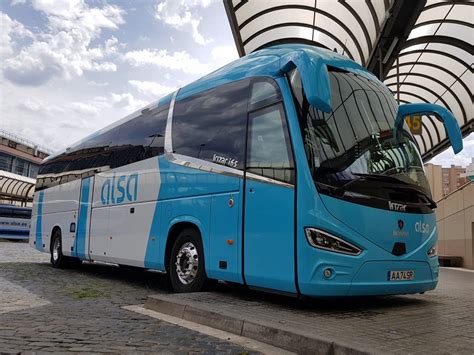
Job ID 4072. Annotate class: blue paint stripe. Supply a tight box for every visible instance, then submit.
[75,177,91,259]
[35,191,44,251]
[0,229,29,235]
[144,157,161,269]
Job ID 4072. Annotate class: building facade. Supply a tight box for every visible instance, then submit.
[425,161,473,268]
[442,165,467,196]
[436,181,474,269]
[0,130,51,206]
[462,158,474,182]
[425,163,467,201]
[0,130,51,179]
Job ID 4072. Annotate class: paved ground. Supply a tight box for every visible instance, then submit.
[0,240,256,354]
[145,267,474,354]
[1,240,473,354]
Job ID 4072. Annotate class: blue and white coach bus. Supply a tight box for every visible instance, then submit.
[30,45,463,296]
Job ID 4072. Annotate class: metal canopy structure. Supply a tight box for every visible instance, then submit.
[0,171,35,206]
[224,0,473,161]
[384,0,473,160]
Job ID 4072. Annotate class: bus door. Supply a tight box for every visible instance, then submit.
[243,103,297,293]
[73,176,94,260]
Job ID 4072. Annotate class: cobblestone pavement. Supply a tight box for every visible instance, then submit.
[0,240,256,354]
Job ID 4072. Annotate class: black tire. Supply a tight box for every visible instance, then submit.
[50,230,68,268]
[169,228,207,293]
[50,230,81,268]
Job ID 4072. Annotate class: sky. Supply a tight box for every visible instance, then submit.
[0,0,472,167]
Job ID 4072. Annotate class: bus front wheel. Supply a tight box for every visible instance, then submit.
[169,228,207,293]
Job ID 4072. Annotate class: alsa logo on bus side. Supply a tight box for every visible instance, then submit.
[101,173,139,206]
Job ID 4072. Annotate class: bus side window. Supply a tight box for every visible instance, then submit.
[172,80,249,170]
[249,80,280,107]
[109,104,169,168]
[247,103,295,184]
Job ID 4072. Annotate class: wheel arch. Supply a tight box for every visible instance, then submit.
[164,217,205,272]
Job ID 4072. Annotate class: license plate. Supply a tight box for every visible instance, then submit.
[388,270,415,281]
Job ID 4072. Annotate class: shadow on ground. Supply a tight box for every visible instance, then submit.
[1,260,430,316]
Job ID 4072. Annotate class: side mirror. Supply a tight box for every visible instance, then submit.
[395,103,463,154]
[280,50,332,113]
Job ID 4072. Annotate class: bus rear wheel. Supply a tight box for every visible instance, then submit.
[169,228,207,293]
[50,230,81,268]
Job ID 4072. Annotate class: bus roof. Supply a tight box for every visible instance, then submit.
[47,44,378,162]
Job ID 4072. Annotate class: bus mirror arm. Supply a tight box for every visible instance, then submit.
[395,103,463,154]
[280,51,332,113]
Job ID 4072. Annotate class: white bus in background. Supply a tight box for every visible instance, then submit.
[0,204,31,241]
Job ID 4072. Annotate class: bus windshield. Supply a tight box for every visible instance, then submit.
[289,69,433,208]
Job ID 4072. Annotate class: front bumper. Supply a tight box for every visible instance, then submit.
[300,258,438,297]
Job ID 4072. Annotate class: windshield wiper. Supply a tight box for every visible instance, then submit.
[333,173,403,193]
[334,173,437,209]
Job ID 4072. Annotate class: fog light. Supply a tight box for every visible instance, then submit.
[305,228,362,256]
[427,246,437,257]
[323,268,333,279]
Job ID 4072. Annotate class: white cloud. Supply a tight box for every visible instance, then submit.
[429,133,474,167]
[87,80,109,87]
[210,45,239,67]
[18,97,65,115]
[110,92,148,112]
[155,0,213,45]
[128,80,176,97]
[124,45,238,77]
[124,49,210,75]
[0,12,33,59]
[10,0,26,6]
[2,1,125,86]
[18,97,103,118]
[70,102,101,116]
[9,90,148,151]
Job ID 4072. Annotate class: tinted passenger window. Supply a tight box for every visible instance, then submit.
[247,104,294,184]
[109,105,168,168]
[172,79,249,170]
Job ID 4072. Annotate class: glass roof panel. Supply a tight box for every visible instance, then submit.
[446,4,473,23]
[344,0,379,43]
[415,5,450,23]
[418,53,467,76]
[239,9,314,43]
[243,26,313,53]
[426,43,471,65]
[408,24,438,39]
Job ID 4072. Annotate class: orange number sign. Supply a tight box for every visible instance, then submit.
[405,115,422,135]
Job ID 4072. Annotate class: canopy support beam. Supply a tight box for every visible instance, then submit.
[366,0,426,80]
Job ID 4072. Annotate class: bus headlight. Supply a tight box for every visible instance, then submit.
[427,246,437,257]
[305,228,362,256]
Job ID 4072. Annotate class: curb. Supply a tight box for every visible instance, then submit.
[144,295,369,355]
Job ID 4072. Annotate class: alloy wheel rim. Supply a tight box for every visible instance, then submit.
[175,242,199,285]
[52,238,60,261]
